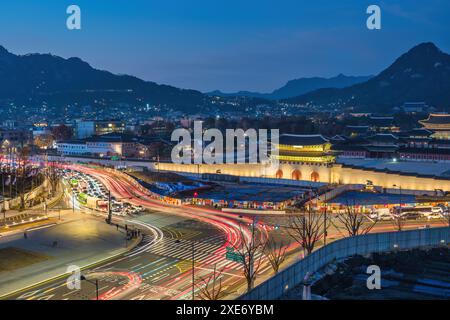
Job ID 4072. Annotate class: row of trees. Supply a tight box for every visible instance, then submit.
[196,203,436,299]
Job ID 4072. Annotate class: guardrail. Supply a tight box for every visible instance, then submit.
[239,227,450,300]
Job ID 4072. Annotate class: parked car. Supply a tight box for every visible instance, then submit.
[427,212,443,220]
[401,212,422,220]
[368,211,378,220]
[377,212,394,221]
[432,206,444,214]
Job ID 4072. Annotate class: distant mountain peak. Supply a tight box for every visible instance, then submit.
[409,42,440,54]
[0,45,11,55]
[207,73,372,100]
[284,42,450,112]
[0,45,205,109]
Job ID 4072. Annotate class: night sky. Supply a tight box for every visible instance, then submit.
[0,0,449,92]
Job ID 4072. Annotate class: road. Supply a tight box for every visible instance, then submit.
[3,164,447,300]
[3,165,270,300]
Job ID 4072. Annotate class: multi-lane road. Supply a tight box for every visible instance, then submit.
[2,164,447,300]
[3,165,274,300]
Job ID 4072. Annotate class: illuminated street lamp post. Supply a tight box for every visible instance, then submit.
[393,184,402,216]
[80,275,99,300]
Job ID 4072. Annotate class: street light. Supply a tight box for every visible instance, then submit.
[175,239,195,300]
[80,274,99,300]
[72,189,75,213]
[393,184,402,216]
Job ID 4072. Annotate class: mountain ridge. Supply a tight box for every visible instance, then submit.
[284,42,450,112]
[207,74,373,100]
[0,45,206,110]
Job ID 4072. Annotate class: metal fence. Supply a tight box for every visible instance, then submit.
[239,227,450,300]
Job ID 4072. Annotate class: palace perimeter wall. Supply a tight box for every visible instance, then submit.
[46,155,450,192]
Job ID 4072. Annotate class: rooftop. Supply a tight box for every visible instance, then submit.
[420,114,450,125]
[278,134,329,146]
[337,158,450,177]
[192,182,306,203]
[58,133,168,145]
[366,133,399,144]
[399,128,434,138]
[329,191,417,205]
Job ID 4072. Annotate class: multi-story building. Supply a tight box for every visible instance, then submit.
[75,120,126,139]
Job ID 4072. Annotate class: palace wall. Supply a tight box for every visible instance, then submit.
[154,161,450,192]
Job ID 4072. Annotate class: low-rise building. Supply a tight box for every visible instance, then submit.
[56,133,168,159]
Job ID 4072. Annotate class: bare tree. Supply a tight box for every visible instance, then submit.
[15,147,33,211]
[233,220,267,292]
[45,162,60,196]
[195,264,225,300]
[264,236,287,274]
[446,211,450,227]
[287,208,328,256]
[391,213,405,231]
[334,203,377,237]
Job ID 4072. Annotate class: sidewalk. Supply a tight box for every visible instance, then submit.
[0,215,139,298]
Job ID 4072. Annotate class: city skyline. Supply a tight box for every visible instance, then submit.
[0,1,449,92]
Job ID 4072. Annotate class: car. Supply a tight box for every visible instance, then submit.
[427,212,443,220]
[377,212,393,221]
[401,212,422,220]
[432,207,444,214]
[368,211,378,220]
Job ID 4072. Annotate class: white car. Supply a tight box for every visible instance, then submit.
[368,211,378,220]
[432,207,444,214]
[427,212,443,220]
[378,212,394,221]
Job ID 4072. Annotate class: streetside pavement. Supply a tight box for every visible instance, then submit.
[0,215,140,298]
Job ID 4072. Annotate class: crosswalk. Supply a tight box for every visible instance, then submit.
[144,238,243,271]
[123,227,261,277]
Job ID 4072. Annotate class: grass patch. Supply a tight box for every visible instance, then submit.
[0,247,51,272]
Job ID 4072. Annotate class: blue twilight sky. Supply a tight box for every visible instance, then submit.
[0,1,449,92]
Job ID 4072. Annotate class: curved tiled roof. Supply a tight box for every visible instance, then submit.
[420,114,450,125]
[278,134,329,146]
